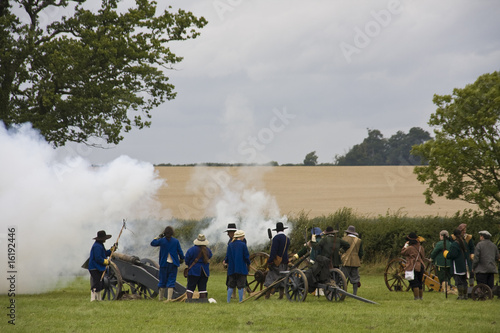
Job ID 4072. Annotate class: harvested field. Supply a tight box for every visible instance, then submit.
[155,166,476,220]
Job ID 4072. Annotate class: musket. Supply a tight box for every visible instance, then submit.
[101,219,126,281]
[443,235,448,299]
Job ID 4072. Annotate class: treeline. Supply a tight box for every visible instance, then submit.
[334,127,431,166]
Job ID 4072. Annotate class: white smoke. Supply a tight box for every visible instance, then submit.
[185,166,287,249]
[0,123,167,294]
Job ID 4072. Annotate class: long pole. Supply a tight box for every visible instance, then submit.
[100,219,126,281]
[443,236,448,299]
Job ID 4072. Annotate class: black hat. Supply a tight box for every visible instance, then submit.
[324,226,338,234]
[94,230,112,241]
[272,222,288,232]
[224,223,237,232]
[406,232,418,241]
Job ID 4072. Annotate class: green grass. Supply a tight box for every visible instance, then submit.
[2,269,499,332]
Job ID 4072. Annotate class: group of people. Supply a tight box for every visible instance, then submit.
[87,221,498,303]
[87,223,251,303]
[265,223,364,298]
[402,223,499,301]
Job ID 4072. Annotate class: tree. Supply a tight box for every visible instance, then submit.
[0,0,207,146]
[335,128,387,165]
[412,71,500,215]
[386,127,431,165]
[303,151,318,166]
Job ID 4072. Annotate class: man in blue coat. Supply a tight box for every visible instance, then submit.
[151,226,185,301]
[225,230,251,302]
[88,230,116,301]
[264,222,290,299]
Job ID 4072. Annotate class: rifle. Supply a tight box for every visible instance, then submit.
[101,219,126,281]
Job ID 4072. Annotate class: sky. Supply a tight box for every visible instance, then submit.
[53,0,500,165]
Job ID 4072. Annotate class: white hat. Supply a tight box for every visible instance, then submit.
[478,230,491,237]
[193,234,209,246]
[233,230,245,238]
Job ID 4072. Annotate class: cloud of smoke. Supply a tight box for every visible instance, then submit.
[184,166,286,249]
[0,123,168,294]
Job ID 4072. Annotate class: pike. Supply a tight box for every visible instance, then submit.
[101,219,127,281]
[443,234,448,298]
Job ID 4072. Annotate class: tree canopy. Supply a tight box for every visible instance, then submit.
[0,0,207,146]
[334,127,431,166]
[412,71,500,215]
[303,151,318,166]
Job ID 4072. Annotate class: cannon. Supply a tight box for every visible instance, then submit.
[384,257,442,292]
[100,252,186,301]
[244,253,377,304]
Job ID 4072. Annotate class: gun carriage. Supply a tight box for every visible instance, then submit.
[245,253,377,304]
[100,252,186,301]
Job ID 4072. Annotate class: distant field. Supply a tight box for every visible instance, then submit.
[155,166,476,220]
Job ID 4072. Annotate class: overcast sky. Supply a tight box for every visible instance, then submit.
[56,0,500,165]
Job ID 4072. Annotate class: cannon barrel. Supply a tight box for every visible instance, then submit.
[111,252,141,265]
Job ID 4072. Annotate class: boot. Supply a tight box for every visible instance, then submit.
[96,291,102,301]
[419,288,423,300]
[158,288,165,301]
[352,284,358,296]
[265,288,273,299]
[413,288,419,300]
[463,287,468,300]
[167,288,174,301]
[457,287,464,300]
[186,290,193,299]
[278,288,284,300]
[200,292,207,299]
[91,290,96,302]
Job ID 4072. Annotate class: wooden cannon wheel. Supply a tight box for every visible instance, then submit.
[101,262,123,300]
[247,252,270,293]
[471,283,493,301]
[384,258,410,292]
[284,269,309,302]
[325,268,347,302]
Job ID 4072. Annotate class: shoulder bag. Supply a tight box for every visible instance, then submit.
[405,245,421,281]
[184,249,203,278]
[273,237,288,266]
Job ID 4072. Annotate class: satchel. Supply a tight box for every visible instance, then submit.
[183,267,189,278]
[273,255,283,266]
[405,270,415,281]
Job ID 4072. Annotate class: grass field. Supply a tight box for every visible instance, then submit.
[2,269,499,332]
[156,166,477,220]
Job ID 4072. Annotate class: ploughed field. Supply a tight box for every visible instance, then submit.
[155,166,476,220]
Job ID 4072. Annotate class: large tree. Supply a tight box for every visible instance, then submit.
[0,0,207,146]
[412,71,500,215]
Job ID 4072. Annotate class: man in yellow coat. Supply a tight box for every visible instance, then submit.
[341,225,363,295]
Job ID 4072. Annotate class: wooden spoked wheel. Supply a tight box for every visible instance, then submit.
[325,268,347,302]
[247,252,270,293]
[284,269,308,302]
[101,262,122,300]
[471,283,493,301]
[384,258,410,292]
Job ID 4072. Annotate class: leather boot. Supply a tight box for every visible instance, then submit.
[158,288,165,301]
[200,292,207,299]
[278,288,284,300]
[419,288,423,300]
[457,287,464,300]
[463,287,468,300]
[352,285,358,296]
[167,288,174,301]
[413,288,419,300]
[186,291,193,299]
[265,288,272,299]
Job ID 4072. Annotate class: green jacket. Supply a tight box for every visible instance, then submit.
[311,234,350,267]
[444,240,467,275]
[430,240,451,267]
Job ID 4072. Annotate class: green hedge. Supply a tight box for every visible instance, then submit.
[168,208,499,264]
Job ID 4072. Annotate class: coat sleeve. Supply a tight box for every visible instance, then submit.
[177,241,185,260]
[472,243,480,270]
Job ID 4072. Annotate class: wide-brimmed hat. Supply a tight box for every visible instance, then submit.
[440,230,449,238]
[406,232,418,241]
[457,223,467,231]
[272,222,288,231]
[345,225,358,236]
[193,234,209,246]
[233,230,245,238]
[94,230,112,241]
[479,230,491,237]
[324,226,338,234]
[311,227,322,236]
[224,223,237,232]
